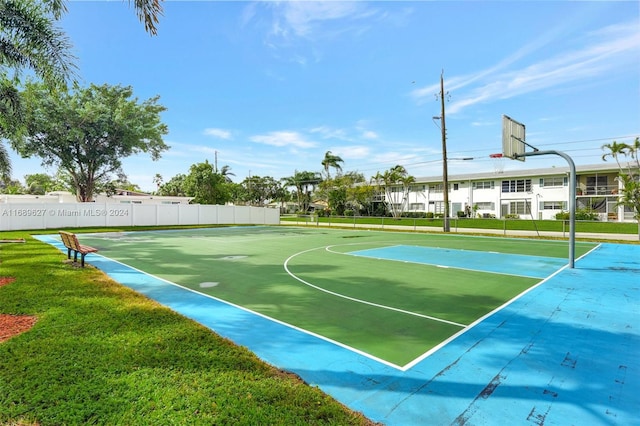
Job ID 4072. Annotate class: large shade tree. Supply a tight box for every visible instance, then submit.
[317,170,365,216]
[182,160,235,205]
[156,173,187,196]
[241,175,282,207]
[4,82,169,201]
[24,172,66,194]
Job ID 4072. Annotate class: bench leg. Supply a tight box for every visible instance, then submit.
[67,248,72,259]
[74,251,79,262]
[80,253,86,267]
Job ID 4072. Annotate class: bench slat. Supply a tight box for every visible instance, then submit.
[59,231,98,267]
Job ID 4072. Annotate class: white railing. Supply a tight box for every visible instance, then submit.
[0,203,279,231]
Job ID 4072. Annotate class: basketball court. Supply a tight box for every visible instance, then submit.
[34,115,639,424]
[37,227,639,425]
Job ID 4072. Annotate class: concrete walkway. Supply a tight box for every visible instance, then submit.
[38,235,640,425]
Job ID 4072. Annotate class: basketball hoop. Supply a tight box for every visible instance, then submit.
[490,153,505,173]
[502,115,526,162]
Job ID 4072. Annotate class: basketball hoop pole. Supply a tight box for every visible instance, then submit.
[516,150,576,268]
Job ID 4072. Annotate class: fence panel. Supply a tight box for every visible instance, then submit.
[0,203,279,230]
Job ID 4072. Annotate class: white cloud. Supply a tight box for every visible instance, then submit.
[411,20,640,115]
[361,130,378,139]
[203,128,232,140]
[471,120,493,127]
[310,126,348,139]
[334,145,370,160]
[250,131,316,148]
[273,2,365,38]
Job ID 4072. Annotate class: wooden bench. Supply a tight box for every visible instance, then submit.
[59,231,98,267]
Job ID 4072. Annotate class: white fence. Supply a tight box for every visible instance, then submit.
[0,203,280,231]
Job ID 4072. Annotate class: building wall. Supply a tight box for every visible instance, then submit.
[398,167,627,222]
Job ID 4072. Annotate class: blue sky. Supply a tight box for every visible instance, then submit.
[10,1,640,192]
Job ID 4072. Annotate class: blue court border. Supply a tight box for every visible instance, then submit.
[36,234,640,425]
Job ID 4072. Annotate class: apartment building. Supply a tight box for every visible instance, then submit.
[387,163,635,222]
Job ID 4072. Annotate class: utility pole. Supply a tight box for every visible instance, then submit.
[438,71,450,232]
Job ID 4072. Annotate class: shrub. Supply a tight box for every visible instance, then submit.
[576,208,599,221]
[556,209,600,221]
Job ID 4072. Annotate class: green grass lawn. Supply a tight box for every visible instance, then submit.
[282,215,639,236]
[0,230,374,426]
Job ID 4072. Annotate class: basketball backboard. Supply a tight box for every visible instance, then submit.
[502,115,526,161]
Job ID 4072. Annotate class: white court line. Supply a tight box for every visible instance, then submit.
[401,243,603,369]
[283,246,467,328]
[328,244,554,280]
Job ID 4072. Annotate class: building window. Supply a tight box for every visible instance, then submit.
[509,201,530,215]
[429,184,444,193]
[409,203,425,210]
[474,202,495,210]
[473,181,494,189]
[410,185,425,192]
[453,183,459,191]
[502,179,531,193]
[540,201,567,210]
[433,201,445,214]
[540,177,567,187]
[586,176,608,195]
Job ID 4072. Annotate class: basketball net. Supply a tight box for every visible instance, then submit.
[490,153,505,174]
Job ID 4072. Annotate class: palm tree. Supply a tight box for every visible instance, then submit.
[0,0,77,87]
[282,170,321,213]
[128,0,164,36]
[0,143,11,183]
[321,151,344,179]
[281,173,303,212]
[0,81,21,180]
[372,165,415,218]
[1,0,76,178]
[1,0,164,85]
[0,0,164,179]
[218,165,235,183]
[624,137,640,169]
[602,141,629,169]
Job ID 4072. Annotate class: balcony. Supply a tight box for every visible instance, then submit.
[577,184,620,196]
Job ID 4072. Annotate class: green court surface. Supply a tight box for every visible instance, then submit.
[78,226,597,367]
